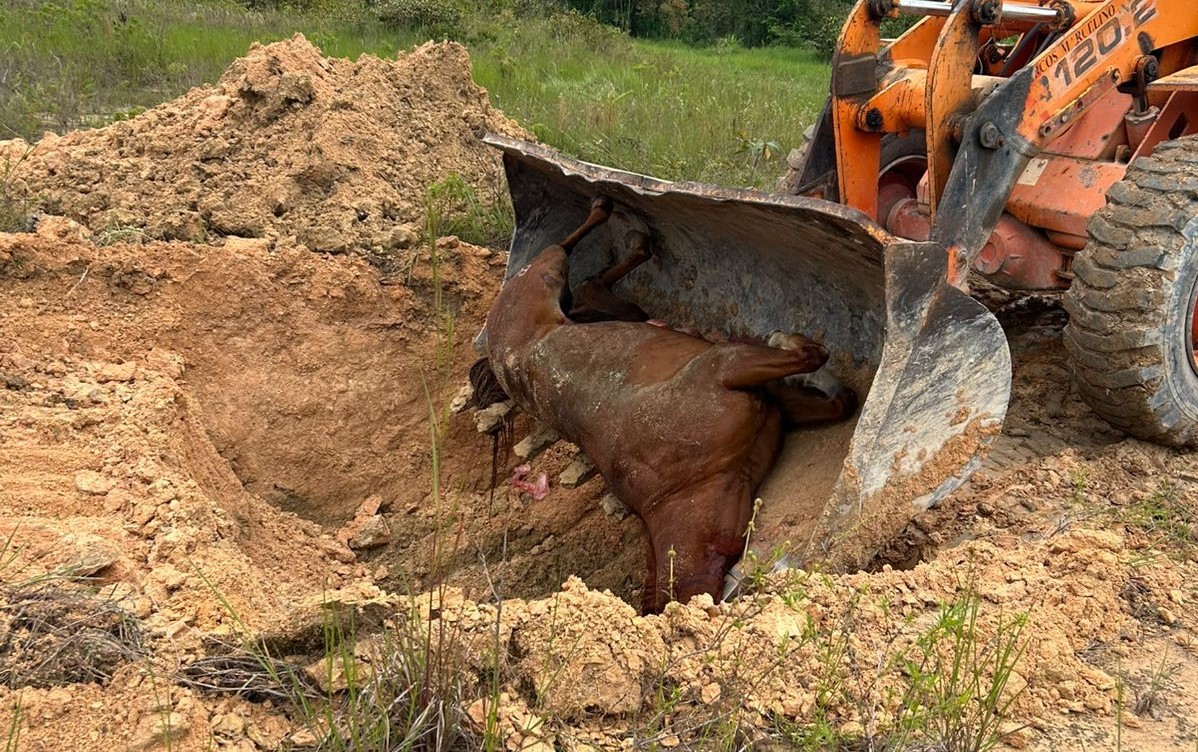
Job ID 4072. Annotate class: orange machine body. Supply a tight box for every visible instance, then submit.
[797,0,1198,291]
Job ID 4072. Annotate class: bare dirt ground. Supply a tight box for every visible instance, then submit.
[0,36,1196,752]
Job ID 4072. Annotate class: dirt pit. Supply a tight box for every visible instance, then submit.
[1,36,1197,752]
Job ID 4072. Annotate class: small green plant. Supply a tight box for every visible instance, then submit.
[734,130,782,182]
[639,669,687,749]
[666,546,677,603]
[4,694,21,752]
[1123,480,1197,560]
[794,596,858,749]
[1070,466,1089,504]
[470,531,512,752]
[106,105,147,124]
[0,147,36,234]
[318,605,474,752]
[0,527,22,582]
[424,173,514,249]
[1114,658,1125,752]
[1133,649,1180,719]
[773,593,883,749]
[1051,466,1100,536]
[526,594,589,716]
[731,497,802,600]
[894,591,1029,752]
[95,225,147,247]
[144,663,178,752]
[419,184,462,454]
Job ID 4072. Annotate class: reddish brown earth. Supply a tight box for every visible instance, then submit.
[0,36,1196,752]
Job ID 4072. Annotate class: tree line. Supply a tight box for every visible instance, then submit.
[558,0,855,51]
[236,0,860,55]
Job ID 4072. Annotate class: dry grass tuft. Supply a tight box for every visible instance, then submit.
[178,648,324,705]
[0,581,145,688]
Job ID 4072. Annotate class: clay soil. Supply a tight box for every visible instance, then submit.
[1,36,1197,752]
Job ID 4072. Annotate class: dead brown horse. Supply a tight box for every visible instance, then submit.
[483,197,854,612]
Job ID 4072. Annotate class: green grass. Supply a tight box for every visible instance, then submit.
[4,695,21,752]
[1123,480,1198,561]
[0,0,830,189]
[471,19,829,187]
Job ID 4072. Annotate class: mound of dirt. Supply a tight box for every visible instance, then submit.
[0,35,527,254]
[435,527,1135,744]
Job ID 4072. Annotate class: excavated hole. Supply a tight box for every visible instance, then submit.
[197,291,1089,611]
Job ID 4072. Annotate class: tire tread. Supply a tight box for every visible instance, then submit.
[1063,135,1198,446]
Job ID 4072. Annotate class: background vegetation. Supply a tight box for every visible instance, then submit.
[0,0,840,188]
[555,0,854,52]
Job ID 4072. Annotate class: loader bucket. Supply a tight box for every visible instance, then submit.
[483,134,1011,574]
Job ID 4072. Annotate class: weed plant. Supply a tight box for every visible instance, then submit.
[1127,480,1197,558]
[0,145,36,233]
[895,595,1028,752]
[768,584,1028,752]
[2,697,19,752]
[315,606,474,752]
[424,173,513,250]
[1132,649,1181,719]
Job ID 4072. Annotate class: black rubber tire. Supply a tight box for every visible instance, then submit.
[878,131,928,177]
[1063,135,1198,446]
[780,131,926,197]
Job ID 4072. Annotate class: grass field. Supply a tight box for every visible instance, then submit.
[473,17,830,186]
[0,0,831,188]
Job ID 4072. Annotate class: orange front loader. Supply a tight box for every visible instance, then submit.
[794,0,1198,441]
[485,0,1198,571]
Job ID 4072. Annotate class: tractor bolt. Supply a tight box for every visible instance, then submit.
[978,121,1003,149]
[864,108,885,131]
[1046,0,1075,30]
[970,0,1001,25]
[1135,55,1160,88]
